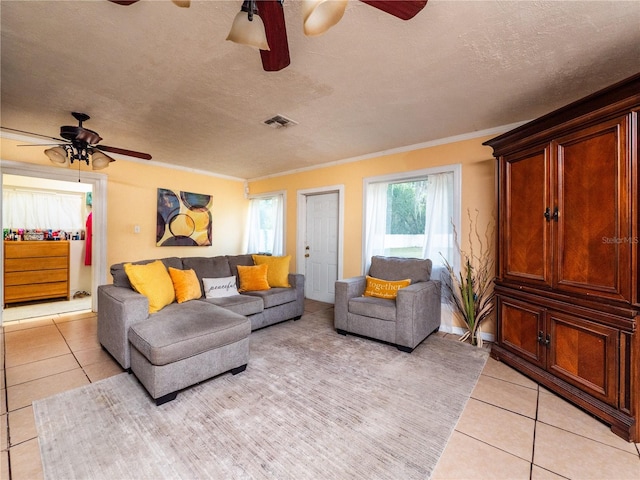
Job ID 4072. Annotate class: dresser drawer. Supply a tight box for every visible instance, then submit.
[5,282,69,303]
[5,269,68,286]
[5,241,69,258]
[5,256,68,272]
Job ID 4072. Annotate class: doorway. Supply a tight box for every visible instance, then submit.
[0,160,108,325]
[3,174,93,321]
[297,186,344,304]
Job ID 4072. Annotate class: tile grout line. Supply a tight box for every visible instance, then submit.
[529,385,540,479]
[52,320,93,386]
[480,371,539,392]
[453,429,534,467]
[534,418,640,457]
[2,326,15,480]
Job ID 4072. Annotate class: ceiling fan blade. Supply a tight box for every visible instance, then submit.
[359,0,428,20]
[0,126,64,142]
[257,0,291,72]
[95,144,152,160]
[172,0,190,7]
[107,0,140,5]
[17,143,66,147]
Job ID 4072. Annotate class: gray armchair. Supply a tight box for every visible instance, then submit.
[334,256,441,352]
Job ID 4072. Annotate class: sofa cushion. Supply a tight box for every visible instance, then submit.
[364,275,411,299]
[237,264,271,292]
[129,302,250,366]
[368,256,432,283]
[243,287,296,309]
[349,296,396,322]
[252,254,291,287]
[200,295,264,316]
[203,276,239,298]
[168,267,202,303]
[182,256,232,283]
[124,260,176,313]
[112,257,183,288]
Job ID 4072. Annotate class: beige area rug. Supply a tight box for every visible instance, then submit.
[34,311,488,480]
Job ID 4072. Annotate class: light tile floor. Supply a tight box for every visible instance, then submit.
[1,300,639,479]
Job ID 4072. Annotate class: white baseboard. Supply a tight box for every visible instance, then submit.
[438,324,495,343]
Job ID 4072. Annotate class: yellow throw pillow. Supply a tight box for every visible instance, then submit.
[124,260,176,313]
[252,254,291,287]
[168,267,202,304]
[364,275,411,300]
[237,264,271,292]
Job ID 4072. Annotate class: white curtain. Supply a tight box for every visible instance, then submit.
[271,195,284,255]
[364,171,455,276]
[246,194,284,255]
[364,182,389,272]
[3,189,84,231]
[422,171,455,278]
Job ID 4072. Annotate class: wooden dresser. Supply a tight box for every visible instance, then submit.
[4,241,70,305]
[484,73,640,442]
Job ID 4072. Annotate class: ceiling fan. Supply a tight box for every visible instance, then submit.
[108,0,428,72]
[2,112,152,170]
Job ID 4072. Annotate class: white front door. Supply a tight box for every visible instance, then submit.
[304,192,339,303]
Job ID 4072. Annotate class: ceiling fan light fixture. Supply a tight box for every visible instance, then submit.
[226,1,270,51]
[45,146,68,164]
[303,0,348,37]
[90,150,114,170]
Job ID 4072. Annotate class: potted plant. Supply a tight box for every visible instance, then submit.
[441,210,495,347]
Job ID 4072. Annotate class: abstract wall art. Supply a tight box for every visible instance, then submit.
[156,188,213,246]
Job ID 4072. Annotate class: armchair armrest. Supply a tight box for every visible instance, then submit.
[97,284,150,369]
[395,280,442,349]
[334,276,366,331]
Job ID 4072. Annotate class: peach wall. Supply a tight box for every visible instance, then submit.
[1,138,248,272]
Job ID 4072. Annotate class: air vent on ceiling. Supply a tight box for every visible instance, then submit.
[263,114,298,129]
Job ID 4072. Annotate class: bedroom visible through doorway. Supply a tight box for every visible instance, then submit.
[2,174,94,323]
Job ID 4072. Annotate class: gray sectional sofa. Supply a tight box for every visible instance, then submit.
[97,254,304,404]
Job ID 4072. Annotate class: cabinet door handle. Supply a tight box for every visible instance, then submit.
[537,331,551,346]
[544,207,559,222]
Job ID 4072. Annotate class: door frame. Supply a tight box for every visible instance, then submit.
[0,160,108,322]
[296,185,344,297]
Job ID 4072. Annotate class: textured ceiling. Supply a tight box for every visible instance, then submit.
[1,0,639,180]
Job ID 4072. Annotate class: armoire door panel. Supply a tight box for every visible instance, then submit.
[554,116,631,302]
[548,311,618,406]
[498,295,546,368]
[503,146,551,286]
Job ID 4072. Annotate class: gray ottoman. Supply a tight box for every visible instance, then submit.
[128,302,251,405]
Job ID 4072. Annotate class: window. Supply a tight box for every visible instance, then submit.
[245,193,285,255]
[363,166,460,276]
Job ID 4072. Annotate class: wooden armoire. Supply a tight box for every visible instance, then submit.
[484,73,640,442]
